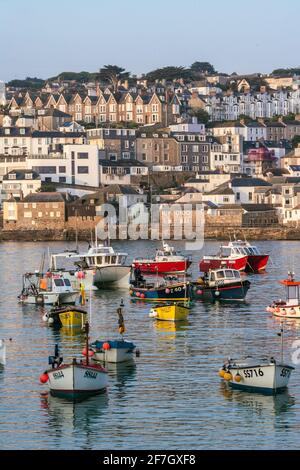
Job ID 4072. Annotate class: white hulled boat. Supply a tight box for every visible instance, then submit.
[219,324,294,394]
[19,272,79,305]
[49,243,130,290]
[40,323,108,398]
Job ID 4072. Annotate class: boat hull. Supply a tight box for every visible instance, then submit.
[267,304,300,318]
[150,304,189,321]
[192,280,250,301]
[222,363,293,393]
[20,292,78,305]
[58,308,87,328]
[90,340,136,363]
[130,283,191,301]
[47,363,108,397]
[93,266,130,289]
[132,260,192,274]
[199,256,248,272]
[245,255,269,273]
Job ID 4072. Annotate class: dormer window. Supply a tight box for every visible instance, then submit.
[20,128,25,135]
[25,173,32,179]
[5,128,10,135]
[8,173,16,180]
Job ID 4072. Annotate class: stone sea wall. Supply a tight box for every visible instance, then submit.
[2,225,300,241]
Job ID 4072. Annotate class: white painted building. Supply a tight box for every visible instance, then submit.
[0,169,41,203]
[0,81,6,106]
[27,144,99,187]
[230,177,272,204]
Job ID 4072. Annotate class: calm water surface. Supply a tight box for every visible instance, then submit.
[0,239,300,449]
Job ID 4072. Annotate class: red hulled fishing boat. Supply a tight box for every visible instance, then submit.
[132,242,192,274]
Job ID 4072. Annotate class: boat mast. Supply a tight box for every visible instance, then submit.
[85,321,90,366]
[280,321,284,363]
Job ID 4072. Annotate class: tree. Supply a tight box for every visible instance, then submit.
[146,66,191,82]
[190,61,216,75]
[292,135,300,148]
[188,108,210,124]
[98,65,130,92]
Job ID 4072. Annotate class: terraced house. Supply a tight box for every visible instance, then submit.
[7,89,182,126]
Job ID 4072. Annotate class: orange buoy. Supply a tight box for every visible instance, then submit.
[39,372,49,384]
[102,342,111,351]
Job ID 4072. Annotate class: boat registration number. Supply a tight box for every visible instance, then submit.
[84,370,97,379]
[53,371,64,379]
[280,368,291,377]
[243,368,264,378]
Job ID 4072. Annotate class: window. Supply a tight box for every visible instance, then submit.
[59,166,66,173]
[59,176,66,183]
[249,192,253,201]
[50,212,54,217]
[25,173,32,179]
[32,166,56,174]
[77,152,89,159]
[122,152,130,159]
[142,153,147,161]
[24,211,32,218]
[8,173,16,180]
[77,166,89,174]
[38,212,43,217]
[56,211,61,217]
[236,192,240,201]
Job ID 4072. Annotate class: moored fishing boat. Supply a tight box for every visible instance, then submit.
[199,244,248,272]
[227,240,269,273]
[266,271,300,318]
[43,306,88,328]
[40,323,108,399]
[219,324,294,394]
[130,267,190,301]
[49,242,130,290]
[18,272,79,305]
[132,241,192,274]
[192,268,250,301]
[87,301,137,363]
[149,302,189,321]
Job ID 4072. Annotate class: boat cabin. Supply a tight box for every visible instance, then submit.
[226,241,261,256]
[39,275,73,293]
[207,269,241,286]
[280,276,300,306]
[50,244,128,270]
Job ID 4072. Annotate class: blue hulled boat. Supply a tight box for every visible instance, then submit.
[191,268,250,301]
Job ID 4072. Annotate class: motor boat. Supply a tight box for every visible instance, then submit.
[132,242,192,274]
[192,268,250,301]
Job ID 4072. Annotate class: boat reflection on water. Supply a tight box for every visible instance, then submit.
[40,391,109,444]
[219,381,295,416]
[151,319,190,341]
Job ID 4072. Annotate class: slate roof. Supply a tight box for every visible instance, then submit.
[231,178,272,187]
[206,182,234,195]
[3,170,40,181]
[241,204,276,212]
[99,159,147,168]
[23,192,66,203]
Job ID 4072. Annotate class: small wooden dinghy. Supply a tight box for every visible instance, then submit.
[40,323,108,399]
[219,324,294,394]
[149,302,190,322]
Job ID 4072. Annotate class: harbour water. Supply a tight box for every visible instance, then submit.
[0,239,300,450]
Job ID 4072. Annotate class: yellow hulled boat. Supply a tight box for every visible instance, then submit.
[149,302,189,322]
[47,306,88,328]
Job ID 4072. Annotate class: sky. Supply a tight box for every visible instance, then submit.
[0,0,300,82]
